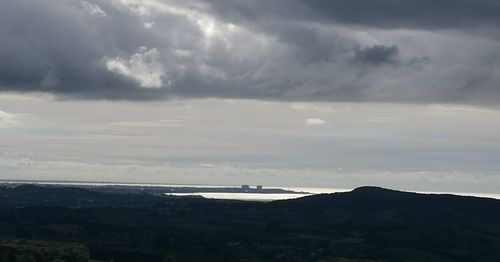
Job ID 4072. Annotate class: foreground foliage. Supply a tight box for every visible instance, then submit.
[0,238,89,262]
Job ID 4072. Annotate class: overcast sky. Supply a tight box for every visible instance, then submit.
[1,0,500,193]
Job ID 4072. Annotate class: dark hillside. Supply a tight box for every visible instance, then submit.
[1,184,500,261]
[271,186,500,227]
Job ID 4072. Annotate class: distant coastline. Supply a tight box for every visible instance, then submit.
[1,179,499,200]
[0,179,310,195]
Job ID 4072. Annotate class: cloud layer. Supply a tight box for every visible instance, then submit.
[1,94,500,192]
[0,0,499,104]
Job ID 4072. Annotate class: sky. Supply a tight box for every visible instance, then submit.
[1,0,500,193]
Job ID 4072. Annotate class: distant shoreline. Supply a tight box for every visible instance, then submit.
[0,179,236,188]
[1,179,499,200]
[0,179,311,195]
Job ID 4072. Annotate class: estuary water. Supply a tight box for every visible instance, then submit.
[165,187,350,201]
[165,187,500,202]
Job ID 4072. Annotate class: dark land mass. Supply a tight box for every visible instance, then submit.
[0,180,306,194]
[1,184,500,261]
[86,185,305,195]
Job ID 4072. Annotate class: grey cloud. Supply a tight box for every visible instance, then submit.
[207,0,500,30]
[353,45,400,65]
[300,0,500,29]
[0,0,500,104]
[0,0,168,100]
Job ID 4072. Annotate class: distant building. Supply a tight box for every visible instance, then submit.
[256,185,263,191]
[241,185,250,191]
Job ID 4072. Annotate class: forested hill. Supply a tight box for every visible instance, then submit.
[270,186,500,227]
[274,186,500,214]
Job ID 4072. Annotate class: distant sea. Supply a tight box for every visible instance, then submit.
[166,187,500,202]
[1,180,499,202]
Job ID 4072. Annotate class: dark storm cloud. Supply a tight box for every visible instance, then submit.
[353,45,400,65]
[301,0,500,29]
[207,0,500,30]
[0,0,499,104]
